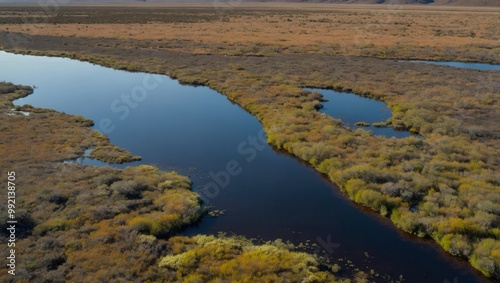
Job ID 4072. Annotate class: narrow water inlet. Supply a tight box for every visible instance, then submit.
[0,51,490,283]
[401,60,500,71]
[306,88,413,139]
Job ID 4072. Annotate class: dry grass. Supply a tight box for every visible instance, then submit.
[0,6,498,62]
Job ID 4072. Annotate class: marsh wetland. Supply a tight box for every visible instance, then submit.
[0,4,499,283]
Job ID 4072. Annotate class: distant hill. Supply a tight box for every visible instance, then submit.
[243,0,500,6]
[259,0,500,6]
[0,0,498,6]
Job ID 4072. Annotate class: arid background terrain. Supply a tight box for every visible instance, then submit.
[0,4,498,62]
[0,2,499,282]
[0,0,499,6]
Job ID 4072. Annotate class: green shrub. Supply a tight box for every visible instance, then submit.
[355,189,385,211]
[470,238,500,278]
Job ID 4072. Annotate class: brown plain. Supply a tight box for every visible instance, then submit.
[0,4,498,61]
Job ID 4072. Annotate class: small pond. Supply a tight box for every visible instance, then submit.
[306,88,412,139]
[404,60,500,71]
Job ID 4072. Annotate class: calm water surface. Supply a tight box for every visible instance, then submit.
[0,51,488,283]
[306,88,412,139]
[405,60,500,71]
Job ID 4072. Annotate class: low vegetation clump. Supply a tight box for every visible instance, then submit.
[160,235,337,282]
[354,121,369,127]
[372,120,391,128]
[89,145,141,164]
